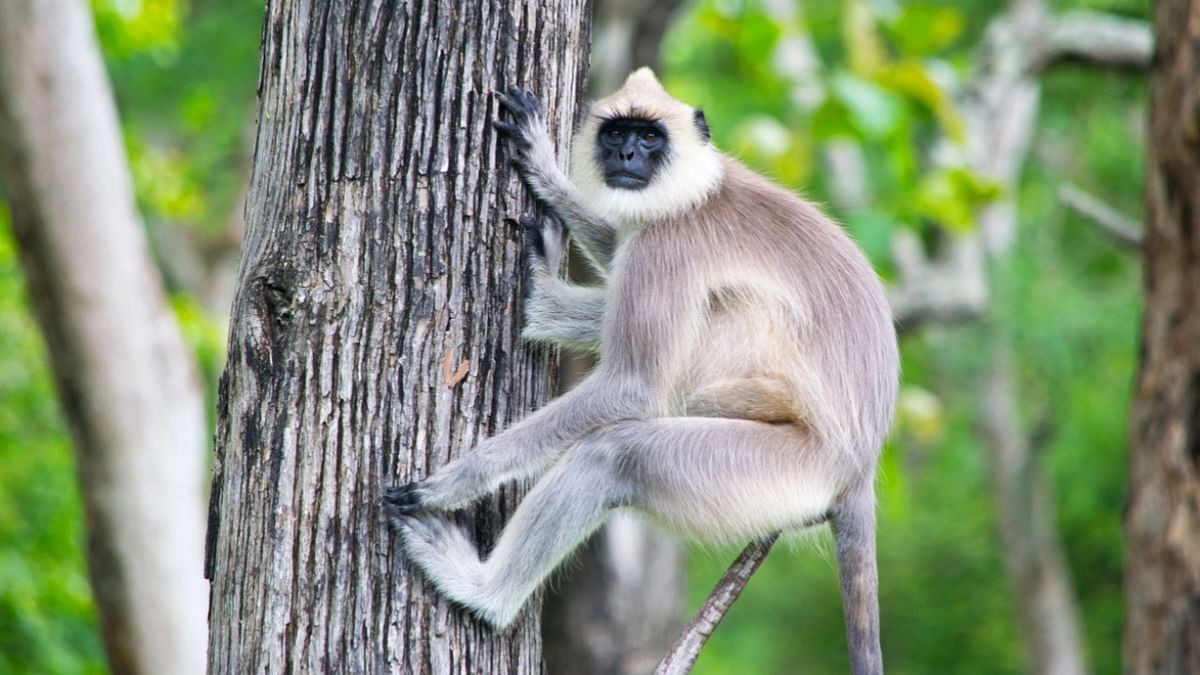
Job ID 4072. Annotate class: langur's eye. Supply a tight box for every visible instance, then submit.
[642,131,658,142]
[607,129,623,140]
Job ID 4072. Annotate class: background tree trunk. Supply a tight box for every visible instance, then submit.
[205,1,591,671]
[0,0,209,673]
[543,513,685,675]
[961,4,1089,671]
[1122,1,1200,672]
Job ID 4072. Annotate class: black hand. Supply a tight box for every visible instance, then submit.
[493,87,543,148]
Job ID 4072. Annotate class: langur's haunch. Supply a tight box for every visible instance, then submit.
[387,68,898,675]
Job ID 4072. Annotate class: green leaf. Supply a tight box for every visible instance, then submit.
[890,4,965,55]
[829,72,904,139]
[877,60,966,143]
[913,167,1004,232]
[845,210,896,265]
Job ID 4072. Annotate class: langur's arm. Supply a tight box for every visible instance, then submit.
[524,278,605,352]
[494,88,617,272]
[515,214,605,352]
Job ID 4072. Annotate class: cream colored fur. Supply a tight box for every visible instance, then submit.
[569,68,724,226]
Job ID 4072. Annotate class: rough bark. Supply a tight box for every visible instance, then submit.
[1122,1,1200,672]
[0,1,209,673]
[205,1,591,672]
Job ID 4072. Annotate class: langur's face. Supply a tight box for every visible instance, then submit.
[594,117,670,190]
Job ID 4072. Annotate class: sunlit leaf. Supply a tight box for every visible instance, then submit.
[830,71,904,138]
[91,0,185,61]
[897,385,945,444]
[914,167,1004,231]
[842,0,887,75]
[878,60,966,143]
[890,4,965,55]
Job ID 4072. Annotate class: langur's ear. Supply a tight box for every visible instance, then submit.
[693,109,711,142]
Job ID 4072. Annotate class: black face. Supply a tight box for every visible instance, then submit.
[595,118,670,190]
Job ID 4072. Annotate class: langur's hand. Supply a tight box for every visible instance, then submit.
[493,88,559,199]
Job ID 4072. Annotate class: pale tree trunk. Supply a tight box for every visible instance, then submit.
[977,345,1086,675]
[543,513,685,675]
[966,7,1088,672]
[1122,1,1200,672]
[540,5,687,673]
[0,1,209,674]
[205,1,591,671]
[588,0,685,95]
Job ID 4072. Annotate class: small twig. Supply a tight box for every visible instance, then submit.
[1059,183,1143,250]
[654,533,780,675]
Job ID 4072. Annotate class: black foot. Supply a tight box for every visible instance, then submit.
[520,215,545,259]
[383,482,424,517]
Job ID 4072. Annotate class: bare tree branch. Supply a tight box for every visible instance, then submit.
[655,534,780,675]
[889,231,990,333]
[1042,11,1153,71]
[1059,183,1143,250]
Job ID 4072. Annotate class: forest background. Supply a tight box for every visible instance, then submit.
[0,0,1151,673]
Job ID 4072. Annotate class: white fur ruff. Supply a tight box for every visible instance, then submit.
[569,68,724,225]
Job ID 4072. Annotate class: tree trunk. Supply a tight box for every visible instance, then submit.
[1122,1,1200,672]
[963,5,1089,672]
[543,513,685,675]
[977,347,1086,675]
[0,1,209,674]
[205,2,591,672]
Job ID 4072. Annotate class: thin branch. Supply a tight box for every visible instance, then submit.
[888,230,989,333]
[1042,11,1153,71]
[654,533,780,675]
[1059,183,1143,250]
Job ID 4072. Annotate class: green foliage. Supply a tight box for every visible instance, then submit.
[666,0,995,250]
[0,213,106,674]
[100,0,262,243]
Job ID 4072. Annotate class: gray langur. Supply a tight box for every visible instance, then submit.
[386,68,898,675]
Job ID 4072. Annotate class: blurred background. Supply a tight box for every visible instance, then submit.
[0,0,1149,673]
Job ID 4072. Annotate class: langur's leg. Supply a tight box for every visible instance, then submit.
[391,433,633,629]
[385,372,648,512]
[831,480,882,675]
[618,417,847,539]
[626,417,882,675]
[392,417,860,630]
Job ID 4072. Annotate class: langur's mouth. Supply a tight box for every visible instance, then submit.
[605,173,649,190]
